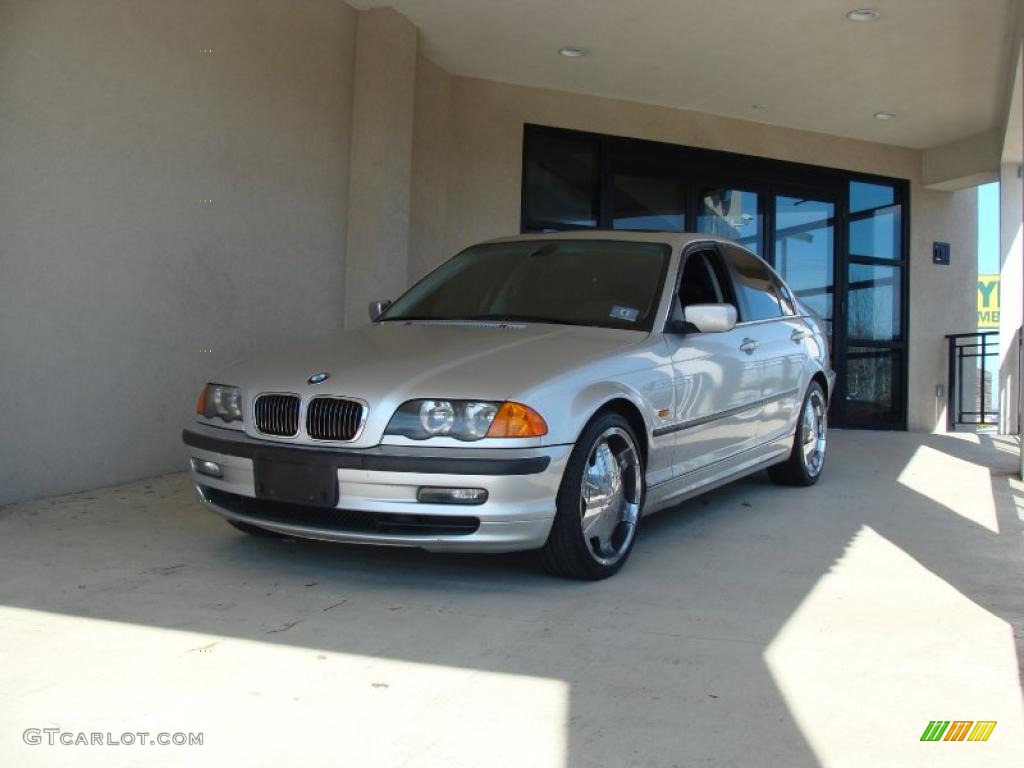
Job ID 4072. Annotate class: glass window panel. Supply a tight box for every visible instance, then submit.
[850,181,894,213]
[845,347,903,425]
[848,263,901,341]
[849,205,901,260]
[523,132,598,227]
[725,245,783,321]
[384,240,671,330]
[698,189,761,254]
[773,276,796,315]
[612,175,685,231]
[679,251,724,307]
[773,195,834,333]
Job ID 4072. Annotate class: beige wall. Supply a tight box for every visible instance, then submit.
[910,186,978,431]
[0,1,983,504]
[413,74,978,432]
[343,8,417,327]
[408,55,452,281]
[0,0,357,504]
[1000,161,1023,433]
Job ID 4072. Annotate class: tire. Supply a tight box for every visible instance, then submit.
[768,381,828,487]
[227,519,291,539]
[539,412,645,580]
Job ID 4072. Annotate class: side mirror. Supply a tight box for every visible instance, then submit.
[682,303,737,334]
[368,300,391,322]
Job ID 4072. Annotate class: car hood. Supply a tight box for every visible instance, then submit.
[213,321,650,445]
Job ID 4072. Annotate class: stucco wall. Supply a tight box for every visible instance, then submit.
[0,3,982,504]
[343,7,416,328]
[910,186,978,431]
[409,55,453,282]
[0,0,357,504]
[415,74,977,432]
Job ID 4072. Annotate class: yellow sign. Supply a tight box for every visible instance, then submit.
[978,274,1000,329]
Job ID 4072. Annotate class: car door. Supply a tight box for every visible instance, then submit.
[760,271,812,439]
[665,245,764,477]
[720,243,802,441]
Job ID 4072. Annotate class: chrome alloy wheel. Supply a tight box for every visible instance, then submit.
[579,426,642,566]
[801,388,827,478]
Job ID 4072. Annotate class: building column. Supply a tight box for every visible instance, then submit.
[999,162,1022,435]
[343,8,417,327]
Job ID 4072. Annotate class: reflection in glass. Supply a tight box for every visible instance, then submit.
[699,189,760,254]
[612,175,685,231]
[383,240,670,330]
[846,347,902,425]
[727,246,782,321]
[850,181,894,214]
[850,206,901,259]
[848,263,901,341]
[773,195,834,334]
[523,133,598,227]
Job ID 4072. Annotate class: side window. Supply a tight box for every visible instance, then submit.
[725,245,783,321]
[772,275,796,315]
[678,251,723,307]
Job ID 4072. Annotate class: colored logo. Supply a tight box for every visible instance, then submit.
[978,275,1000,329]
[920,721,996,742]
[308,372,330,385]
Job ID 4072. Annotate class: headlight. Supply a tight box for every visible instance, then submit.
[420,400,456,435]
[196,383,243,424]
[385,400,546,441]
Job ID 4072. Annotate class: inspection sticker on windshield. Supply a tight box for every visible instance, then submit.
[609,305,640,322]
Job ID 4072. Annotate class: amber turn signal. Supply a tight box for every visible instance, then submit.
[195,384,208,415]
[485,402,548,438]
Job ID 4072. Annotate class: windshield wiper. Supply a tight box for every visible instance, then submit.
[382,314,589,327]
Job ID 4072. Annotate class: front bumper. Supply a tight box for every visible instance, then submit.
[182,424,570,552]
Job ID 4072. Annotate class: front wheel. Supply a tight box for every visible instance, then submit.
[539,412,644,580]
[768,381,827,486]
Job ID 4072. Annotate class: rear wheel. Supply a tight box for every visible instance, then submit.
[768,381,827,486]
[540,412,644,580]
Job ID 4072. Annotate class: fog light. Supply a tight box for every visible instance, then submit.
[417,487,488,505]
[191,457,223,478]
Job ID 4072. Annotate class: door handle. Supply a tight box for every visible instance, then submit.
[790,328,806,343]
[739,338,759,354]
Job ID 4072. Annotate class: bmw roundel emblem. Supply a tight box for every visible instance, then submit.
[308,371,330,385]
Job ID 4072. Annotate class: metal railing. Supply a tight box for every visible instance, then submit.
[946,332,999,430]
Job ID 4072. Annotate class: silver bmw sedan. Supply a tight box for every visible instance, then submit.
[183,231,833,579]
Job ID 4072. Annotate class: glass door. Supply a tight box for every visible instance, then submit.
[772,184,906,428]
[843,181,906,428]
[773,193,837,342]
[698,188,763,255]
[772,192,841,420]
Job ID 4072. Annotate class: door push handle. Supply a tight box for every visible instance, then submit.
[790,329,806,343]
[739,338,759,354]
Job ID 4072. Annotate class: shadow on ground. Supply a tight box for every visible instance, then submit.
[1,430,1022,766]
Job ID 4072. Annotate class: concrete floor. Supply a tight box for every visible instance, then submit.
[1,430,1022,767]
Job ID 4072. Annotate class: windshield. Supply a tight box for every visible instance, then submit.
[381,240,671,330]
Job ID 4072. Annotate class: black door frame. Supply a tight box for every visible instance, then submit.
[520,123,911,430]
[768,183,847,426]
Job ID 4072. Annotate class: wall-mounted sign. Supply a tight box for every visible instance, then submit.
[978,274,1000,329]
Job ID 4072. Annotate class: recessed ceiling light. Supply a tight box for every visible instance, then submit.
[874,111,897,120]
[846,9,880,21]
[559,46,587,58]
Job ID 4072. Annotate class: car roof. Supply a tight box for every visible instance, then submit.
[478,230,786,286]
[481,230,737,250]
